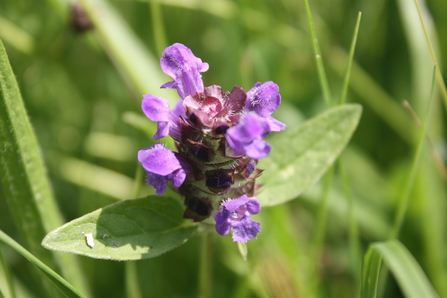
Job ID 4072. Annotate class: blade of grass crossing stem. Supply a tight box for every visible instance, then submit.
[304,0,332,106]
[0,230,86,298]
[339,12,362,105]
[413,0,447,112]
[0,246,16,298]
[0,39,89,295]
[388,66,436,240]
[373,240,440,298]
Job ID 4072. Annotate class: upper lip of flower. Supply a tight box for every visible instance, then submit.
[160,43,209,99]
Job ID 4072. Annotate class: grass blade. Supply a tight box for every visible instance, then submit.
[0,230,86,298]
[303,0,332,106]
[375,240,439,298]
[412,0,447,111]
[361,246,382,298]
[339,12,362,105]
[388,66,435,240]
[0,39,89,296]
[361,240,440,298]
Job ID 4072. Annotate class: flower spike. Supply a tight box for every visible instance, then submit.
[138,43,285,243]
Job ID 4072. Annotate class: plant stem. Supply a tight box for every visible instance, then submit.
[198,229,214,298]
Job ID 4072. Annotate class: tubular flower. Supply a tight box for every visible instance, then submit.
[138,43,285,242]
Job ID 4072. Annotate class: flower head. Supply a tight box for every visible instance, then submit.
[214,195,261,243]
[138,43,285,243]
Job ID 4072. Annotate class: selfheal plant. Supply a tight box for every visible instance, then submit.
[138,43,285,243]
[42,44,361,261]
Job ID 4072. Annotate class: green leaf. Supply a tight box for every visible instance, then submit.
[257,104,362,206]
[0,39,89,295]
[0,230,86,298]
[360,240,440,298]
[42,196,197,260]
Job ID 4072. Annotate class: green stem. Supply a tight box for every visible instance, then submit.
[339,159,361,289]
[198,229,214,298]
[125,262,141,298]
[310,165,334,293]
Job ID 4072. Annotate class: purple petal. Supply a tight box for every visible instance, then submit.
[138,144,181,176]
[142,95,170,122]
[214,196,262,243]
[154,121,170,140]
[160,43,209,99]
[231,216,261,243]
[245,198,261,215]
[243,138,271,160]
[266,116,286,132]
[171,168,186,188]
[214,208,231,236]
[146,172,169,195]
[228,114,268,142]
[222,195,250,212]
[246,82,281,118]
[142,95,172,139]
[226,114,270,159]
[172,99,186,118]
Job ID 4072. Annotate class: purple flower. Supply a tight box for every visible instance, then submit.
[226,114,271,159]
[214,195,261,243]
[160,43,209,99]
[142,95,184,140]
[224,82,285,159]
[246,82,286,132]
[245,82,281,118]
[138,144,190,195]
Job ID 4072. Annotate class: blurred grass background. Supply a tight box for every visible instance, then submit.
[0,0,446,297]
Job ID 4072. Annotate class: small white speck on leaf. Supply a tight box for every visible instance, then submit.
[83,232,94,248]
